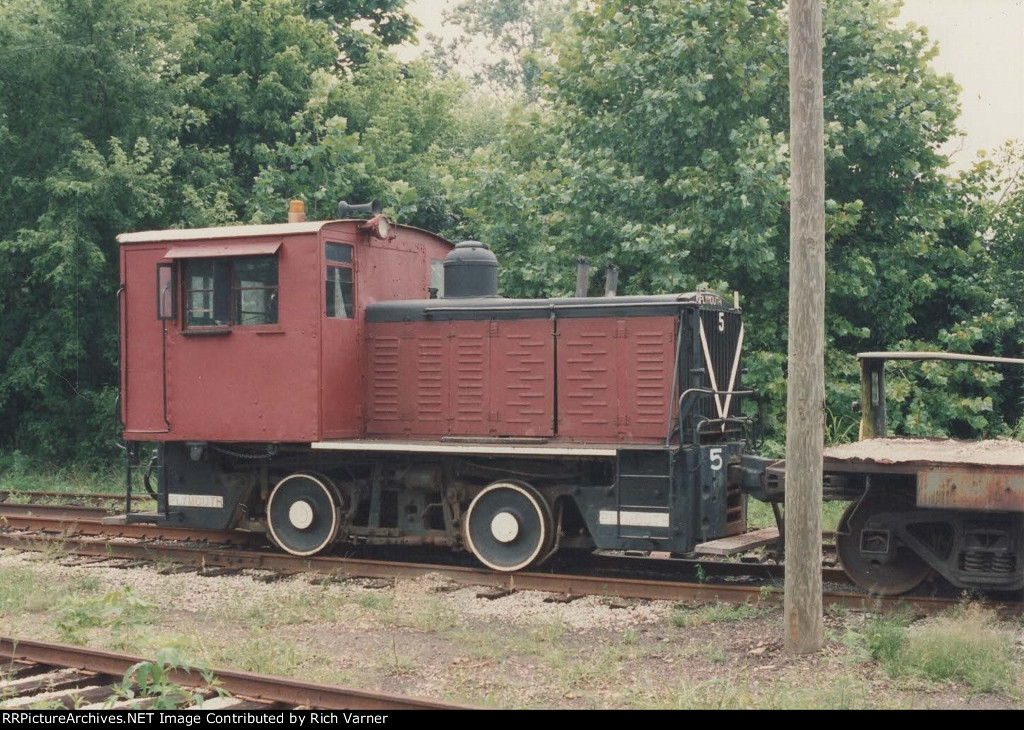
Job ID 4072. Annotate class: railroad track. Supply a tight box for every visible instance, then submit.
[0,499,835,590]
[3,495,1019,615]
[0,637,472,710]
[1,521,1000,617]
[0,504,257,546]
[0,490,143,508]
[0,496,832,571]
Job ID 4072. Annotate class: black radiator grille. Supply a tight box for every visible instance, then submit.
[693,308,744,426]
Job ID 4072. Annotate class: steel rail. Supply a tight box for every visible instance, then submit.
[0,507,852,589]
[0,504,112,521]
[1,532,1012,616]
[0,490,143,505]
[0,509,258,545]
[0,637,474,710]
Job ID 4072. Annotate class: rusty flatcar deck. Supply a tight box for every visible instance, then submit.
[823,437,1024,512]
[824,437,1024,467]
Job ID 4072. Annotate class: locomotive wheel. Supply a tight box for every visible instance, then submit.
[463,481,554,572]
[267,473,342,557]
[836,493,932,596]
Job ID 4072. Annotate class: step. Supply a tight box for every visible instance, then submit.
[694,527,779,556]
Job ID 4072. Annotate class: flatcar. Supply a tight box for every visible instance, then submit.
[115,202,774,571]
[822,352,1024,595]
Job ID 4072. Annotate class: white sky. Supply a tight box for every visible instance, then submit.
[401,0,1024,168]
[899,0,1023,167]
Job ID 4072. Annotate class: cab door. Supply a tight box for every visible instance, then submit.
[321,240,360,436]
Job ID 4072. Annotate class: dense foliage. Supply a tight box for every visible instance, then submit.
[0,0,437,461]
[0,0,1020,463]
[444,0,1022,450]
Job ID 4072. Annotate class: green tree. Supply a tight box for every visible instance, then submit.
[0,0,424,462]
[428,0,568,100]
[0,0,215,461]
[447,0,1014,440]
[175,0,339,211]
[247,50,469,230]
[302,0,417,67]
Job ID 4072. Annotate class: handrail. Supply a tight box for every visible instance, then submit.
[670,388,754,446]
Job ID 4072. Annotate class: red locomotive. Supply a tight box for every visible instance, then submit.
[116,202,764,570]
[116,202,1024,594]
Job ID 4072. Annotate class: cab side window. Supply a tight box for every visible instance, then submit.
[325,243,353,319]
[184,255,278,327]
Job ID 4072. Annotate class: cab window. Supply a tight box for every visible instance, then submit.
[325,243,353,319]
[184,256,278,327]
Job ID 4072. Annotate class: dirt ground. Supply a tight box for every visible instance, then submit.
[0,549,1022,710]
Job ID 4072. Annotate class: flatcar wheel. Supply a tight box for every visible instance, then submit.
[463,481,554,572]
[836,494,932,596]
[267,473,342,557]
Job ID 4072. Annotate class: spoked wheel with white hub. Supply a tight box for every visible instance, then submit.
[463,481,554,572]
[267,473,343,556]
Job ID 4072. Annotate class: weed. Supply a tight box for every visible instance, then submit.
[28,699,70,710]
[398,596,459,632]
[31,540,70,564]
[56,586,155,644]
[900,606,1020,693]
[224,632,301,676]
[851,605,1020,695]
[745,498,776,530]
[700,644,727,663]
[358,592,394,612]
[0,460,122,494]
[860,612,911,667]
[747,496,847,532]
[0,567,64,612]
[823,501,848,532]
[76,576,102,593]
[382,637,417,676]
[107,648,226,709]
[670,601,765,628]
[826,602,849,619]
[825,408,858,445]
[529,618,567,644]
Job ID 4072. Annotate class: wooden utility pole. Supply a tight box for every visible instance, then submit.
[785,0,825,654]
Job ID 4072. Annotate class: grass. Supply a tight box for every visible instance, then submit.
[357,592,394,612]
[0,548,1021,709]
[631,675,878,710]
[0,460,1020,709]
[446,616,571,668]
[220,631,303,676]
[55,586,156,645]
[0,455,122,494]
[747,497,848,532]
[241,586,351,626]
[394,595,460,632]
[107,648,227,710]
[669,600,767,628]
[0,565,105,613]
[853,604,1023,696]
[380,636,418,676]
